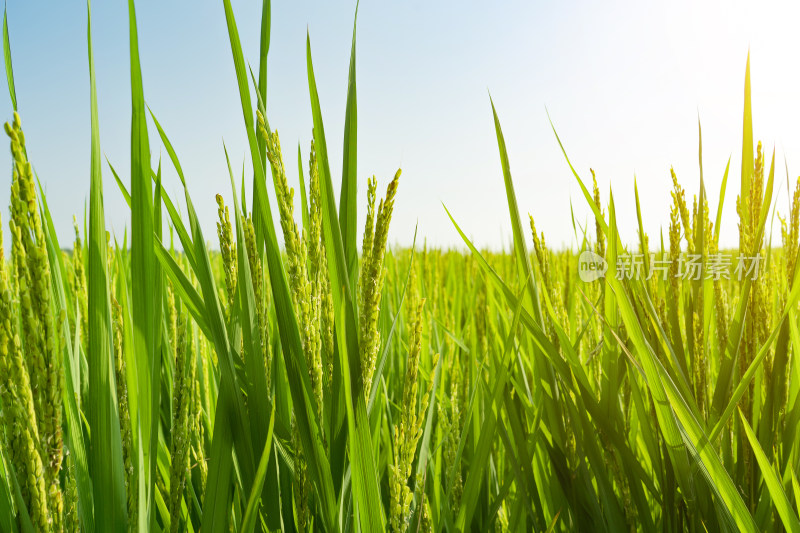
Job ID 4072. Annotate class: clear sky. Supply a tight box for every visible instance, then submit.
[1,1,800,251]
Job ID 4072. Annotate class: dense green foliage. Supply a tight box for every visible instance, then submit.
[1,2,800,532]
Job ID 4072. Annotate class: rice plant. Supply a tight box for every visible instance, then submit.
[1,1,800,532]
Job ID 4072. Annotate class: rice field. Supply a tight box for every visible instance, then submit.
[2,2,800,532]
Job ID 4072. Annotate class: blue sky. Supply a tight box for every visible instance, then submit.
[2,1,800,251]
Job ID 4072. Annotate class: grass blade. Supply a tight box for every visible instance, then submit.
[339,5,359,287]
[308,30,385,531]
[88,1,127,528]
[3,6,16,111]
[740,51,753,226]
[223,2,338,528]
[242,405,277,533]
[739,410,800,533]
[127,2,161,529]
